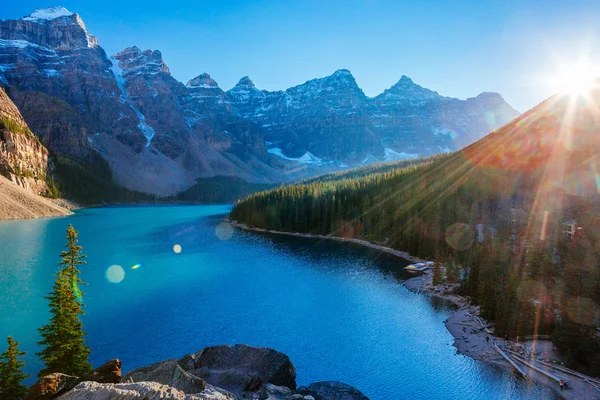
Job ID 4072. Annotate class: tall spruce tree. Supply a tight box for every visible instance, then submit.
[37,225,92,377]
[0,336,29,400]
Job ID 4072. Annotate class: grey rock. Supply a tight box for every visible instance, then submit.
[300,382,368,400]
[257,383,293,400]
[124,359,207,394]
[57,381,237,399]
[190,344,296,395]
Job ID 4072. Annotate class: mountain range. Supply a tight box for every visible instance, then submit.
[0,6,519,198]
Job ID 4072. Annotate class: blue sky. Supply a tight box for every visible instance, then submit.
[3,0,600,111]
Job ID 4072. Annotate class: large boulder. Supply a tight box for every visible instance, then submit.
[187,345,296,395]
[25,373,79,400]
[124,359,207,394]
[80,359,122,383]
[298,382,369,400]
[57,381,237,400]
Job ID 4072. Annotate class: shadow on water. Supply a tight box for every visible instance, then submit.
[243,230,415,281]
[122,213,230,256]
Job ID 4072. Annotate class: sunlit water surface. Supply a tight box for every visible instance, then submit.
[0,205,557,399]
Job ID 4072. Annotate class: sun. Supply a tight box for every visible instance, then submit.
[550,59,598,97]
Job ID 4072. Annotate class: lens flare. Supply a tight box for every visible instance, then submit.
[106,265,125,284]
[215,222,234,241]
[131,264,142,270]
[173,244,182,254]
[71,277,83,303]
[445,223,474,251]
[551,59,597,96]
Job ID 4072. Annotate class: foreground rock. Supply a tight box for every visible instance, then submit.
[125,360,207,394]
[186,344,296,395]
[298,382,369,400]
[80,359,123,384]
[26,373,80,400]
[32,345,367,400]
[27,360,122,400]
[59,381,234,400]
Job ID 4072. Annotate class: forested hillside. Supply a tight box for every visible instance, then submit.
[231,90,600,375]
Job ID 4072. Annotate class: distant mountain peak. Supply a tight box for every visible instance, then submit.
[475,91,503,100]
[332,69,352,77]
[379,75,441,100]
[23,6,74,21]
[113,47,170,76]
[235,76,256,89]
[187,73,219,88]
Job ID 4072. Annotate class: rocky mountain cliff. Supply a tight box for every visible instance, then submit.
[0,6,520,198]
[0,87,51,194]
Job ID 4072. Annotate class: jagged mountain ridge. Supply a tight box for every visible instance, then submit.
[222,71,519,163]
[0,8,288,196]
[0,6,519,197]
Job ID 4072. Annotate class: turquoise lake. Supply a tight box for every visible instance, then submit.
[0,205,557,399]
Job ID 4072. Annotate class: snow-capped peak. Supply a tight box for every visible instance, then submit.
[378,75,442,101]
[187,73,219,88]
[235,76,255,89]
[23,6,74,21]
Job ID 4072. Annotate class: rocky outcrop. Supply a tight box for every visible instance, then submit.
[26,373,80,400]
[297,382,369,400]
[0,87,49,194]
[27,359,123,400]
[50,345,366,400]
[124,359,207,394]
[58,381,235,400]
[188,344,296,395]
[80,359,122,384]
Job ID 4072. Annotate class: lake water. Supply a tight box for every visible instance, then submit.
[0,205,556,399]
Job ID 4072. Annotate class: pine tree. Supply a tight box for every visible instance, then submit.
[446,261,459,283]
[37,225,92,377]
[0,336,29,400]
[432,262,442,286]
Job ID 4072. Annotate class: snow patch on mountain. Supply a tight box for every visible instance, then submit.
[0,39,56,52]
[268,148,324,165]
[110,58,155,146]
[384,148,419,161]
[23,7,74,21]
